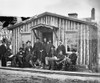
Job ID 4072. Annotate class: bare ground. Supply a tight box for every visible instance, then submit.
[0,68,100,83]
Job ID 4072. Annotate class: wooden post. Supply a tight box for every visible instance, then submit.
[83,25,86,65]
[77,23,81,64]
[31,29,33,47]
[59,18,61,41]
[62,19,65,44]
[67,21,70,30]
[73,22,76,30]
[76,22,79,65]
[98,25,100,72]
[17,27,19,51]
[85,25,87,65]
[12,29,15,55]
[71,21,73,30]
[46,16,47,25]
[17,28,18,53]
[65,20,68,52]
[15,28,17,54]
[87,25,90,66]
[80,24,83,65]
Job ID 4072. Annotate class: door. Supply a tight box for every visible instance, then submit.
[42,32,53,43]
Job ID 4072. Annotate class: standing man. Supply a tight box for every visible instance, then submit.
[45,45,57,69]
[33,38,44,67]
[56,40,66,55]
[42,38,47,67]
[45,40,53,56]
[43,38,47,50]
[0,40,7,66]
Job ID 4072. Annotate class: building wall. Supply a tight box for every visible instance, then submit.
[98,24,100,72]
[11,15,98,70]
[89,25,98,70]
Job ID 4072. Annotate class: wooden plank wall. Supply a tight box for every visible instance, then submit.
[78,24,90,66]
[11,15,98,69]
[88,26,98,70]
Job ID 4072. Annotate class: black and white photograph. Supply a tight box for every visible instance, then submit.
[0,0,100,83]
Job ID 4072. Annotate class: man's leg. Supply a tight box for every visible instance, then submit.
[1,56,7,66]
[45,57,49,65]
[50,59,56,70]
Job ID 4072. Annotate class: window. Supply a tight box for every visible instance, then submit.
[65,32,78,52]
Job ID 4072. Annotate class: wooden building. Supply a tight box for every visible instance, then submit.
[8,12,98,70]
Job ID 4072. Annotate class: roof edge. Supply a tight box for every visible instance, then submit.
[8,12,97,30]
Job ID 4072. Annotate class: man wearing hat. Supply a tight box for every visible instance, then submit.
[15,47,25,67]
[33,38,45,67]
[69,49,77,65]
[56,40,66,55]
[24,40,33,67]
[68,49,77,71]
[45,45,57,69]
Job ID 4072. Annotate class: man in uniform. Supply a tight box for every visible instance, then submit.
[45,40,53,56]
[0,40,7,66]
[24,41,33,67]
[56,40,66,55]
[33,38,45,68]
[68,49,77,71]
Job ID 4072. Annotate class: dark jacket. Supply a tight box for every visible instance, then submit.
[69,53,77,65]
[17,50,25,58]
[25,46,33,62]
[57,54,65,61]
[33,41,44,51]
[0,44,7,66]
[45,43,53,54]
[56,45,66,55]
[4,47,12,60]
[25,46,33,55]
[0,44,7,57]
[48,48,56,57]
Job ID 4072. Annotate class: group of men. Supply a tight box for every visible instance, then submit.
[0,37,77,71]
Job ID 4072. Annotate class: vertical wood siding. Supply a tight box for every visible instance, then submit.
[11,15,97,69]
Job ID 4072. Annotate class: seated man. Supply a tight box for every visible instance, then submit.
[55,50,66,70]
[68,49,77,71]
[32,49,46,69]
[16,47,25,67]
[17,47,25,67]
[49,50,71,71]
[32,38,45,68]
[47,50,66,70]
[10,47,25,67]
[45,45,57,69]
[5,47,12,61]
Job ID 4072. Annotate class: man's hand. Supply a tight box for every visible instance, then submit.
[9,55,14,58]
[40,50,43,52]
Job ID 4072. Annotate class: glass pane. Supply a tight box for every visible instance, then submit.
[65,32,78,52]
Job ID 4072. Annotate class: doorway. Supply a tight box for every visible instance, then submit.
[42,32,53,43]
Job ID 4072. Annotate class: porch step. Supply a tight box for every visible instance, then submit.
[0,67,100,83]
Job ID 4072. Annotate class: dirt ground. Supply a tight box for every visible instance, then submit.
[0,60,100,83]
[0,68,100,83]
